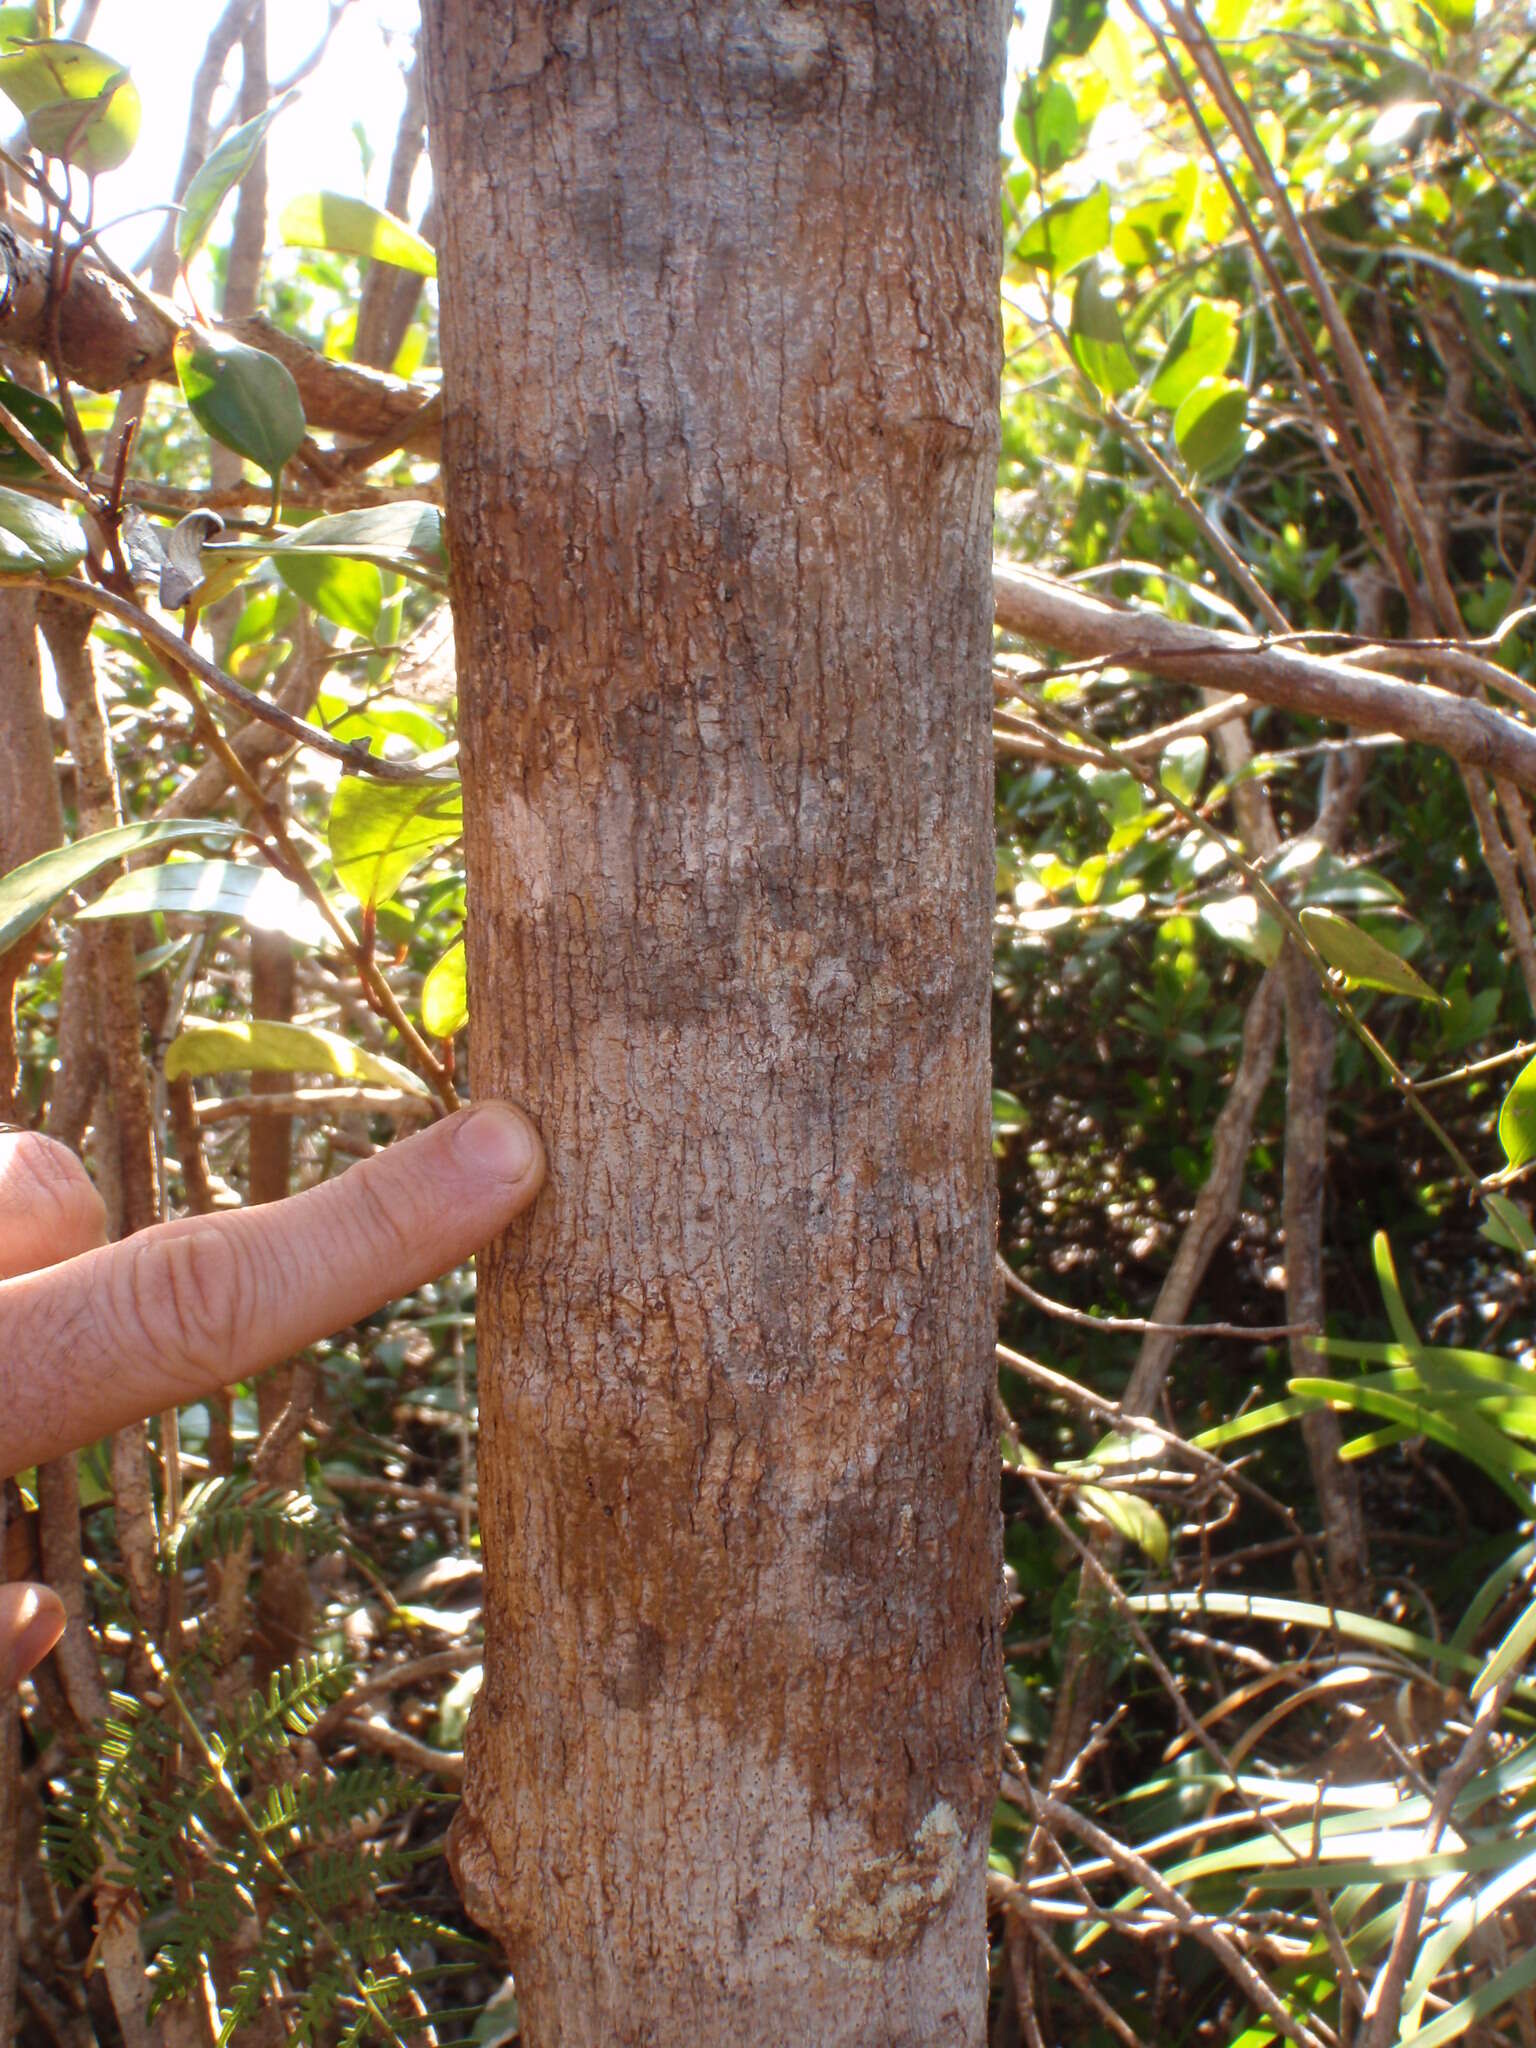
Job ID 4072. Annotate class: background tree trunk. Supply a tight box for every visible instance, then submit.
[422,5,1005,2041]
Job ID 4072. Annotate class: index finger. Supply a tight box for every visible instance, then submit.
[0,1102,544,1478]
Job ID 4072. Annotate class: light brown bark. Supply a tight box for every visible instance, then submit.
[423,4,1005,2041]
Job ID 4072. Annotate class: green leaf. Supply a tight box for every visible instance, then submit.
[1500,1054,1536,1170]
[1423,0,1475,27]
[0,38,140,173]
[74,859,330,948]
[1014,77,1079,174]
[1483,1194,1536,1256]
[164,1017,428,1096]
[0,482,86,574]
[173,328,306,496]
[1013,184,1111,278]
[327,778,463,910]
[0,818,240,955]
[1173,374,1248,476]
[1148,303,1238,410]
[279,191,436,276]
[1158,735,1208,806]
[1069,262,1138,395]
[1472,1594,1536,1702]
[421,938,468,1039]
[0,9,37,42]
[991,1087,1027,1134]
[1040,0,1109,65]
[1371,1233,1421,1347]
[0,377,65,479]
[1199,893,1281,966]
[210,501,446,585]
[276,552,383,638]
[1075,1483,1169,1567]
[1299,906,1442,1001]
[176,87,298,266]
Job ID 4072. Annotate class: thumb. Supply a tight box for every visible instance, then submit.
[0,1582,66,1691]
[0,1102,544,1478]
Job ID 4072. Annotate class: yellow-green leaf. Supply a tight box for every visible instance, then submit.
[327,778,463,910]
[1076,1483,1170,1567]
[0,481,86,574]
[177,87,298,265]
[421,938,467,1039]
[1499,1054,1536,1171]
[280,191,436,276]
[0,38,139,173]
[1149,303,1238,410]
[1299,906,1442,1002]
[164,1017,428,1096]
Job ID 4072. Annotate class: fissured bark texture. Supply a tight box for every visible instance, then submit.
[422,6,1004,2041]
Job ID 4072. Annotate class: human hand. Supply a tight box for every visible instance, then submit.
[0,1102,544,1691]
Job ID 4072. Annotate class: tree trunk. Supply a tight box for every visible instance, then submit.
[421,4,1005,2041]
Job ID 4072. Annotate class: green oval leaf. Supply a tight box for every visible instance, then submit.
[1483,1194,1536,1256]
[1499,1054,1536,1170]
[165,1017,428,1096]
[1014,76,1079,174]
[0,377,64,478]
[0,818,241,955]
[177,87,298,266]
[276,552,383,638]
[1199,893,1281,966]
[279,191,436,277]
[1013,183,1110,278]
[1158,734,1208,806]
[75,858,330,948]
[1148,303,1238,410]
[0,481,86,573]
[1173,374,1248,476]
[327,778,463,910]
[1076,1483,1169,1567]
[1069,262,1138,395]
[1299,906,1442,1002]
[0,39,139,173]
[173,328,306,492]
[421,938,468,1039]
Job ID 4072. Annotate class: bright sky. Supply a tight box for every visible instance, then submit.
[83,0,427,269]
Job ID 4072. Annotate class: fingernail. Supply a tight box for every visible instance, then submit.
[1,1587,65,1691]
[451,1101,542,1186]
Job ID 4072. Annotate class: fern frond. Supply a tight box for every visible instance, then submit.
[163,1476,333,1572]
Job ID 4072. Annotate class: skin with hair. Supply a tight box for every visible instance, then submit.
[0,1103,544,1690]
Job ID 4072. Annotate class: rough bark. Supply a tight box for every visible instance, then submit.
[422,4,1005,2042]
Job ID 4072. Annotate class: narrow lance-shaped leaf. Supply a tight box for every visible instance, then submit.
[164,1018,428,1097]
[0,482,87,574]
[177,87,299,266]
[1299,906,1442,1003]
[280,191,436,276]
[0,819,241,956]
[75,859,332,949]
